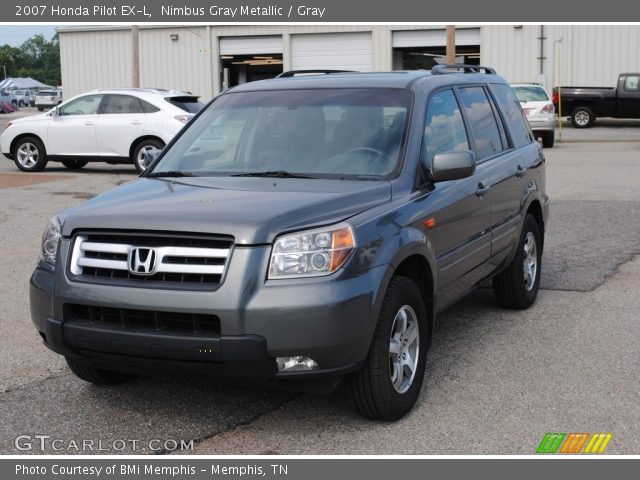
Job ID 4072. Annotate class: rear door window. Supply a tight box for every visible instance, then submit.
[490,84,534,148]
[103,95,145,114]
[458,86,506,160]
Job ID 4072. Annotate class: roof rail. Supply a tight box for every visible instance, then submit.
[431,64,497,75]
[276,69,356,78]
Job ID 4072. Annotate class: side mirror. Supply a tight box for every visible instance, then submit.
[430,150,476,183]
[142,147,162,168]
[51,106,59,117]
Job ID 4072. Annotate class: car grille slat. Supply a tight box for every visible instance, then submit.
[64,304,221,336]
[68,232,233,290]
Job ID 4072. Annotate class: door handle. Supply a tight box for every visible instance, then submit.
[83,121,95,126]
[516,165,527,177]
[476,182,491,197]
[130,120,143,125]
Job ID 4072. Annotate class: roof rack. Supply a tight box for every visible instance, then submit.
[431,64,497,75]
[276,69,356,78]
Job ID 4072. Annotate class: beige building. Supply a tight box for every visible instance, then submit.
[58,25,640,100]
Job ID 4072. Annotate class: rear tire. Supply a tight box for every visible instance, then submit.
[493,214,542,309]
[542,131,555,148]
[132,138,164,173]
[12,136,48,172]
[61,159,88,169]
[346,276,428,421]
[66,357,134,386]
[571,107,595,128]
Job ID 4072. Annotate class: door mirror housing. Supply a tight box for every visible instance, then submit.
[430,150,476,183]
[51,106,60,117]
[142,147,163,168]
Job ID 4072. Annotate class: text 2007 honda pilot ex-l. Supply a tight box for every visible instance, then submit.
[30,66,548,420]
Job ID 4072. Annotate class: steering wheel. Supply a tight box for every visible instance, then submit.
[347,147,387,161]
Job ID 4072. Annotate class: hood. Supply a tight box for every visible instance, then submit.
[60,177,392,244]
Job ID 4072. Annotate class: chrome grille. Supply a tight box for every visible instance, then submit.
[68,232,233,290]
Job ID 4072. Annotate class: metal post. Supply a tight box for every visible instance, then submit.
[132,25,140,88]
[446,26,456,64]
[553,37,563,141]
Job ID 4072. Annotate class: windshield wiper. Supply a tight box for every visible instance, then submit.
[146,170,194,178]
[230,170,316,179]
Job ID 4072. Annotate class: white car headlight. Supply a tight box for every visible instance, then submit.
[41,216,61,265]
[268,223,356,279]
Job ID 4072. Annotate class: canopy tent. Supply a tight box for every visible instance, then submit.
[0,77,52,90]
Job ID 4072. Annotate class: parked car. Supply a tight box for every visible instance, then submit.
[553,73,640,128]
[28,66,548,420]
[12,89,37,107]
[1,88,204,172]
[34,89,63,111]
[0,89,18,109]
[512,83,556,147]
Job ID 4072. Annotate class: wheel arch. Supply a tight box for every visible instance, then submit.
[525,199,545,254]
[375,245,437,350]
[129,135,165,159]
[10,133,47,158]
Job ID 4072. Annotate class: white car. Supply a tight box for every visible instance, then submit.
[511,83,556,148]
[2,88,204,172]
[34,90,63,111]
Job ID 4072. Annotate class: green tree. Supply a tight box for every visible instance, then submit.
[1,33,60,87]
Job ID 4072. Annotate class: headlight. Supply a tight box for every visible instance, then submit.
[268,223,356,279]
[41,216,61,265]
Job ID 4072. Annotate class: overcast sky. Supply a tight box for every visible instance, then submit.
[0,26,58,46]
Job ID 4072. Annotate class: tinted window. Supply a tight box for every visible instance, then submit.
[140,99,160,113]
[59,95,103,116]
[103,95,145,114]
[458,87,504,160]
[491,84,533,149]
[624,76,639,91]
[423,89,469,164]
[166,96,204,113]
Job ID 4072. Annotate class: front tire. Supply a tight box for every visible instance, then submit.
[493,214,542,309]
[66,357,134,386]
[346,276,428,421]
[571,107,595,128]
[13,136,48,172]
[132,138,164,173]
[61,159,88,169]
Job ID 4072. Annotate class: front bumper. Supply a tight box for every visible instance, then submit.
[30,243,386,383]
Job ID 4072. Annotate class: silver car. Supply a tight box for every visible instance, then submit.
[12,89,37,107]
[512,84,556,148]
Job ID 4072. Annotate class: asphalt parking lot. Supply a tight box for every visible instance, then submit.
[0,116,638,454]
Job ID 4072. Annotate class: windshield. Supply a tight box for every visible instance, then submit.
[512,86,549,102]
[150,88,411,179]
[38,91,57,97]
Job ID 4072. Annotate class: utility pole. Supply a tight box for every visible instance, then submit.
[132,25,140,88]
[446,26,456,64]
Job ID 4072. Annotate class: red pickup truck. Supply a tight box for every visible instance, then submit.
[553,73,640,128]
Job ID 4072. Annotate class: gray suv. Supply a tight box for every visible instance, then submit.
[30,65,548,420]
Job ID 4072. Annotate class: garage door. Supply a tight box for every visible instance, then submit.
[291,32,373,72]
[392,28,480,48]
[219,36,283,55]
